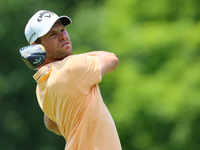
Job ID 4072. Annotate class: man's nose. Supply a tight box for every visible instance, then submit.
[59,32,66,41]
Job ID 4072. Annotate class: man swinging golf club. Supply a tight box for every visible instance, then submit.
[20,10,122,150]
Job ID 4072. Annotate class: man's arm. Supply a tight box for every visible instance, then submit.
[84,51,119,77]
[44,114,62,136]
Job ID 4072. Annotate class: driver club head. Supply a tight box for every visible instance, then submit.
[19,44,46,70]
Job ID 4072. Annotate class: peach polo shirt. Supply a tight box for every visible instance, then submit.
[33,54,122,150]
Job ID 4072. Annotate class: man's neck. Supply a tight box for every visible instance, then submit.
[41,57,55,67]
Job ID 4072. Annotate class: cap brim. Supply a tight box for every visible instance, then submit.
[59,16,72,26]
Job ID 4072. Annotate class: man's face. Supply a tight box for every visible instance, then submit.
[40,20,72,61]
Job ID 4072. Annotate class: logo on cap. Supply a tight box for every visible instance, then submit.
[37,11,55,22]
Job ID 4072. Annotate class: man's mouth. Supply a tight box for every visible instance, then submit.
[61,41,70,47]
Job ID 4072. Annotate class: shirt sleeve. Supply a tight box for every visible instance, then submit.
[68,54,102,94]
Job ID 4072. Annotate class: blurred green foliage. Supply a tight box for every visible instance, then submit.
[1,0,200,149]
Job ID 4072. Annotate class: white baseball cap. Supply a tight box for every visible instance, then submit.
[25,10,72,44]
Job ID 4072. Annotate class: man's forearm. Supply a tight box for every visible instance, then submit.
[83,51,110,56]
[84,51,119,76]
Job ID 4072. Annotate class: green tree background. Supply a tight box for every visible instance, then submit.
[1,0,200,149]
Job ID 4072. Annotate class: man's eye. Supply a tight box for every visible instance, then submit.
[50,33,55,36]
[61,28,66,32]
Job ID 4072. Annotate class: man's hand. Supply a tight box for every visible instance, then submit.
[44,114,62,136]
[84,51,119,77]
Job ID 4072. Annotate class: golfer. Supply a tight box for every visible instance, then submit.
[24,10,122,150]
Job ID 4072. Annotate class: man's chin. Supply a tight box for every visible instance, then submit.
[66,48,72,55]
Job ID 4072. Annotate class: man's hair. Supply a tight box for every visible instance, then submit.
[35,38,41,44]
